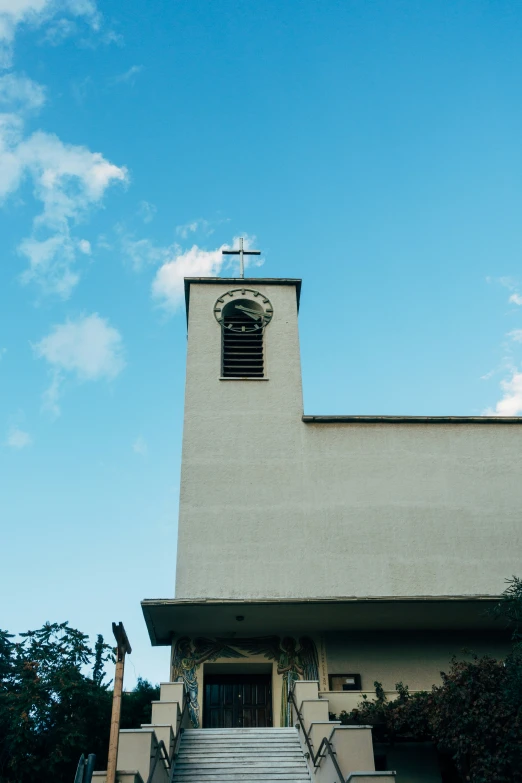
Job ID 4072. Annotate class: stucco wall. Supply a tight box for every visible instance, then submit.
[175,280,522,600]
[324,630,510,692]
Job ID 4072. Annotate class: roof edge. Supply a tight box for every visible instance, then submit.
[184,277,302,322]
[303,415,522,424]
[142,594,500,607]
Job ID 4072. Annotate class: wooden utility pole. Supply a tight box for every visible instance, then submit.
[106,622,132,783]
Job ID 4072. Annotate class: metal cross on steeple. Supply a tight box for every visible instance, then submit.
[222,237,261,278]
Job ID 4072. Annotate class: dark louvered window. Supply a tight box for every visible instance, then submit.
[222,307,264,378]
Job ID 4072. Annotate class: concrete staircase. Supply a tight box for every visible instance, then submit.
[172,727,312,782]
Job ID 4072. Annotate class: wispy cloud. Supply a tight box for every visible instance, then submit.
[132,436,148,456]
[6,426,32,449]
[176,219,210,239]
[509,293,522,306]
[33,313,125,415]
[120,235,172,271]
[175,216,229,239]
[507,329,522,343]
[0,114,127,298]
[137,200,156,224]
[0,73,46,111]
[108,65,143,86]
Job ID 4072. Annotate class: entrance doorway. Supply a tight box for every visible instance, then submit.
[203,673,272,728]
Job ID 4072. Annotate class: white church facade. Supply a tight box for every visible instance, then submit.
[103,276,521,783]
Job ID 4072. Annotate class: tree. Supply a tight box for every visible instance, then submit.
[0,622,159,783]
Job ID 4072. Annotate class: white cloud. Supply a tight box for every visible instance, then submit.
[6,426,32,448]
[151,235,261,311]
[0,72,46,111]
[108,64,143,86]
[132,436,147,456]
[0,0,101,67]
[137,200,156,224]
[0,115,127,296]
[152,243,225,309]
[34,313,125,379]
[33,313,125,414]
[509,293,522,306]
[486,371,522,417]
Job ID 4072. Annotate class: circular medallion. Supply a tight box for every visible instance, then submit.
[214,288,273,333]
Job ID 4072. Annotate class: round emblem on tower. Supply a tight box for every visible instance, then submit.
[213,289,273,333]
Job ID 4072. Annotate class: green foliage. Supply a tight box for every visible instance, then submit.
[0,622,158,783]
[494,576,522,642]
[121,678,160,729]
[334,579,522,783]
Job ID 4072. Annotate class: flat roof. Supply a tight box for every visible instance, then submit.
[141,595,503,646]
[184,277,302,319]
[303,415,522,424]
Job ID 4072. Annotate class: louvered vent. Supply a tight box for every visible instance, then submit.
[222,310,264,378]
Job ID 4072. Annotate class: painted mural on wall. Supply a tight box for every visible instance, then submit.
[172,635,319,728]
[171,637,246,728]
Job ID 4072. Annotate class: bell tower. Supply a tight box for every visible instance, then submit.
[175,277,303,600]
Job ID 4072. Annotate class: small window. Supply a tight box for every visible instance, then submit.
[328,673,362,691]
[221,299,264,378]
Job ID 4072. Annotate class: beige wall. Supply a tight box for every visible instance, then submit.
[324,630,511,692]
[175,280,522,601]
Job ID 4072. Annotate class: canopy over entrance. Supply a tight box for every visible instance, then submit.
[141,596,501,646]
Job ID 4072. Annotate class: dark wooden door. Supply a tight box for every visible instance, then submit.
[203,674,272,728]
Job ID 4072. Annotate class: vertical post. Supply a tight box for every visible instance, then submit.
[106,622,132,783]
[239,236,244,278]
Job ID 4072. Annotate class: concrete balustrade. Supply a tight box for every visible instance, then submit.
[140,724,174,758]
[159,681,184,703]
[300,698,330,727]
[307,720,341,750]
[290,681,396,783]
[328,726,376,775]
[293,680,320,704]
[150,701,181,732]
[117,728,168,783]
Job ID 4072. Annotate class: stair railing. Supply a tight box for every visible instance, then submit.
[146,739,171,783]
[73,753,96,783]
[171,691,190,761]
[288,688,345,783]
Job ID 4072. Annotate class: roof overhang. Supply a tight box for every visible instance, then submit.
[184,277,302,322]
[303,415,522,424]
[141,596,504,646]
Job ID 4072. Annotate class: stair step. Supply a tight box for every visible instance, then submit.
[174,777,310,781]
[172,727,311,783]
[177,755,305,761]
[176,763,307,768]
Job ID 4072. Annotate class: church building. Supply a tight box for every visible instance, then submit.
[112,274,522,783]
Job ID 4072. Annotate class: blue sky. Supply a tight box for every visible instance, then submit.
[1,0,522,685]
